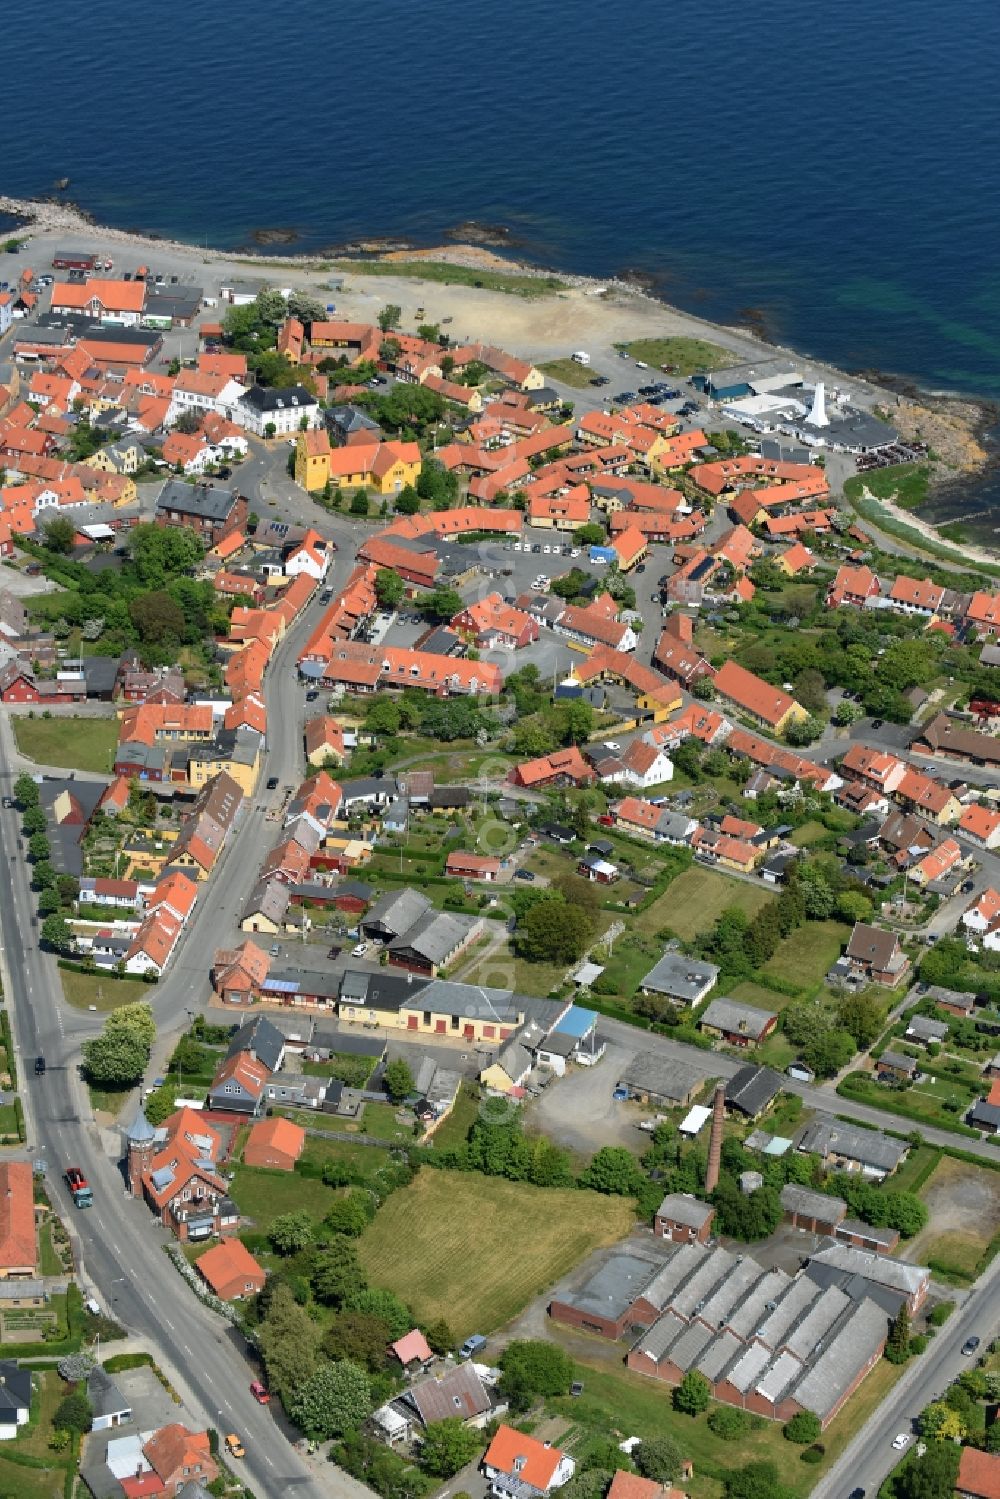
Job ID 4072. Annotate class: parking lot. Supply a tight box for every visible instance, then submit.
[526,1040,643,1154]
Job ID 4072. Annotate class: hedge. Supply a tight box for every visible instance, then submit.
[0,1285,84,1358]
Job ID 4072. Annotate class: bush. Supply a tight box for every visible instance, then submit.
[707,1407,751,1441]
[800,1446,824,1465]
[927,1300,955,1325]
[784,1411,821,1444]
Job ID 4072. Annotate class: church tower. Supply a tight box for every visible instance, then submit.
[124,1104,156,1197]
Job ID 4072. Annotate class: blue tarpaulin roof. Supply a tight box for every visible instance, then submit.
[262,978,299,994]
[554,1005,598,1038]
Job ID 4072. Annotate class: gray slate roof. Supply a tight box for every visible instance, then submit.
[389,911,481,966]
[700,996,776,1040]
[620,1051,707,1103]
[725,1064,782,1117]
[156,479,240,523]
[780,1183,847,1224]
[797,1114,908,1173]
[656,1193,714,1229]
[363,887,433,938]
[640,951,719,1002]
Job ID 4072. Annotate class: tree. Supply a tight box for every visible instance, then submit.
[634,1435,682,1483]
[802,1027,856,1078]
[375,569,405,610]
[28,831,50,862]
[258,1284,320,1401]
[82,1030,147,1088]
[693,674,715,701]
[383,1058,414,1103]
[785,714,824,747]
[423,1318,453,1356]
[32,859,56,891]
[499,1341,574,1410]
[574,523,606,547]
[672,1369,710,1415]
[919,1401,964,1441]
[394,485,420,515]
[886,1303,912,1364]
[711,1178,782,1241]
[707,1407,751,1440]
[322,1311,392,1371]
[14,774,39,809]
[837,990,883,1049]
[324,1193,373,1237]
[129,590,186,648]
[40,915,72,954]
[416,586,464,623]
[419,1418,482,1477]
[105,1003,156,1051]
[579,1147,645,1198]
[43,516,76,554]
[783,1411,820,1444]
[835,890,873,924]
[21,805,47,835]
[345,1288,412,1340]
[834,699,864,725]
[514,898,593,965]
[724,1462,787,1499]
[289,1358,373,1440]
[377,304,402,333]
[269,1210,315,1255]
[894,1441,960,1499]
[54,1392,93,1434]
[312,1247,365,1309]
[172,409,204,435]
[349,488,370,516]
[38,886,61,916]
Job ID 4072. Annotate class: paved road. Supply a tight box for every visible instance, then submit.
[0,587,373,1499]
[811,1250,1000,1499]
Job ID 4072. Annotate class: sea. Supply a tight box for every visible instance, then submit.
[3,0,1000,408]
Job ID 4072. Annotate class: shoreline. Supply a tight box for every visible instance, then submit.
[3,190,997,562]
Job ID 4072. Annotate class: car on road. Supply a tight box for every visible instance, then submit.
[1,797,12,809]
[266,776,279,790]
[871,718,884,729]
[962,1336,981,1355]
[514,869,535,882]
[891,1433,910,1451]
[34,1056,45,1076]
[305,689,319,701]
[604,741,622,753]
[250,1381,271,1404]
[612,1086,629,1101]
[327,945,342,960]
[225,1434,245,1459]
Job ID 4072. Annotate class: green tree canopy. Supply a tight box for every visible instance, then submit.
[579,1147,645,1198]
[54,1392,93,1434]
[514,898,593,965]
[258,1283,320,1401]
[419,1418,482,1477]
[322,1311,392,1371]
[383,1058,414,1103]
[672,1369,710,1415]
[634,1435,683,1483]
[289,1359,373,1440]
[499,1340,574,1411]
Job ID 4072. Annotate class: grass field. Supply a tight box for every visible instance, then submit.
[332,259,568,298]
[789,820,829,847]
[430,1083,480,1150]
[538,358,598,388]
[298,1138,392,1179]
[889,1145,941,1195]
[358,1169,634,1336]
[229,1166,340,1228]
[61,968,151,1012]
[547,1348,900,1499]
[13,715,119,773]
[615,336,731,375]
[652,866,773,941]
[762,919,851,991]
[844,462,931,512]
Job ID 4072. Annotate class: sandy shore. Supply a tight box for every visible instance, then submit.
[3,190,995,559]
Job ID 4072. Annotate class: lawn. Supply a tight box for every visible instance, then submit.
[615,336,732,375]
[38,1222,62,1277]
[837,1071,978,1137]
[789,820,829,847]
[13,715,119,774]
[762,920,851,992]
[545,1354,901,1499]
[430,1083,480,1150]
[332,259,568,298]
[229,1165,340,1228]
[60,968,151,1012]
[538,358,599,389]
[844,462,931,512]
[651,866,773,942]
[299,1137,392,1180]
[0,1455,64,1499]
[888,1144,941,1195]
[358,1168,634,1337]
[357,1103,415,1142]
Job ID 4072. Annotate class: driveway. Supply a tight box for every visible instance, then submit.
[526,1041,644,1154]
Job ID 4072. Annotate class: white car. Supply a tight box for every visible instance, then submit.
[604,741,622,753]
[570,548,581,557]
[513,542,522,551]
[634,360,649,369]
[351,942,368,958]
[543,545,552,554]
[891,1434,910,1451]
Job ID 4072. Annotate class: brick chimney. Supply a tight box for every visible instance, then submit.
[705,1081,726,1194]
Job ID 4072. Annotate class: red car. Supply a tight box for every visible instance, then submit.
[250,1381,270,1405]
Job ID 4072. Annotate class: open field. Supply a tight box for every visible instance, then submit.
[908,1154,1000,1278]
[615,336,731,374]
[358,1168,634,1337]
[762,919,852,992]
[789,819,829,847]
[653,866,773,941]
[844,462,931,512]
[298,1137,392,1179]
[333,259,568,298]
[61,968,151,1012]
[13,715,118,773]
[538,358,599,388]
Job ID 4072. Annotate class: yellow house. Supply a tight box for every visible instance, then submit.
[325,439,422,496]
[295,429,332,493]
[86,440,144,477]
[188,738,262,798]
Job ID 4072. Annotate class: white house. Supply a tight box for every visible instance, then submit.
[166,370,246,426]
[285,532,330,581]
[619,741,674,790]
[962,888,1000,939]
[0,293,12,337]
[235,384,321,438]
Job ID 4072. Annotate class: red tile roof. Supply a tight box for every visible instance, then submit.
[0,1162,36,1271]
[484,1426,565,1491]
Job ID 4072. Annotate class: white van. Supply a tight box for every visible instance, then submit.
[571,351,591,367]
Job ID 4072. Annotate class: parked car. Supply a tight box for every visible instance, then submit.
[891,1434,910,1451]
[514,869,535,882]
[459,1333,487,1360]
[604,741,622,753]
[266,776,279,790]
[612,1086,629,1101]
[1,797,12,809]
[327,945,342,960]
[962,1337,981,1355]
[352,941,368,957]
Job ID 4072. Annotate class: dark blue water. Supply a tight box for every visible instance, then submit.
[4,0,1000,396]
